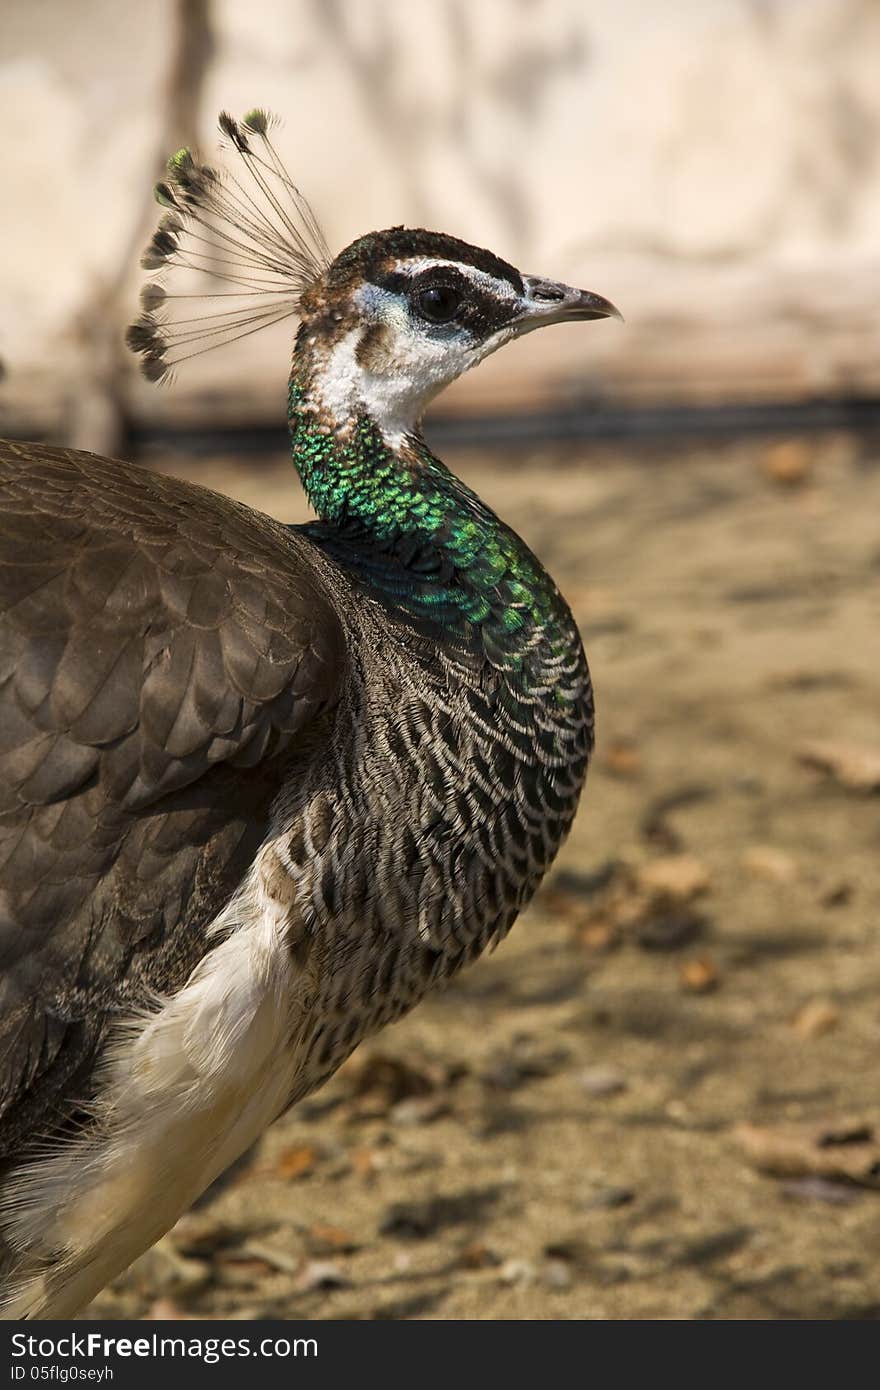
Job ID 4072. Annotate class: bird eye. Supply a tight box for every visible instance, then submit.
[416,285,462,323]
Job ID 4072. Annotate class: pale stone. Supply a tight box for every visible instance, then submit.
[637,855,711,902]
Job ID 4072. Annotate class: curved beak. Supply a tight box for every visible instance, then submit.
[512,275,623,337]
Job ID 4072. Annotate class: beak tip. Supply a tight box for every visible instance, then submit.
[583,291,623,324]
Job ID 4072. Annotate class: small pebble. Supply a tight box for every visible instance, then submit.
[579,1065,627,1098]
[499,1258,535,1287]
[781,1177,860,1206]
[638,855,711,902]
[296,1259,348,1292]
[391,1095,450,1126]
[541,1258,573,1290]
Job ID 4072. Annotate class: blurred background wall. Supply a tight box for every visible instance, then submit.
[1,0,879,449]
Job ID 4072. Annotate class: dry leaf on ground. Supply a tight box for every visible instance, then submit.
[735,1118,880,1187]
[742,846,798,883]
[790,998,839,1039]
[679,956,721,993]
[274,1145,321,1181]
[797,740,880,792]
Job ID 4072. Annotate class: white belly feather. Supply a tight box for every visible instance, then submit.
[1,844,312,1319]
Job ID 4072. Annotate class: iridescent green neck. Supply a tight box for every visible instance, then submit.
[288,378,570,650]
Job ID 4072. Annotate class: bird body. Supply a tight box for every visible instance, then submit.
[0,112,616,1315]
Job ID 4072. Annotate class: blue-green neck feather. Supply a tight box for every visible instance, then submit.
[288,378,577,669]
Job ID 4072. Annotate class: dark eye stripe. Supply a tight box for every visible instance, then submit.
[376,261,519,301]
[372,263,517,338]
[457,291,515,337]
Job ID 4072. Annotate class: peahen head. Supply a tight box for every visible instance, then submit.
[294,227,619,447]
[127,109,619,450]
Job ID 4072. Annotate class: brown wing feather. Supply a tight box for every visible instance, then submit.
[0,439,345,1155]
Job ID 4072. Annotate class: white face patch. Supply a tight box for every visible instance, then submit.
[312,258,522,448]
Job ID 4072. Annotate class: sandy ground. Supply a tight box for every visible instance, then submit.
[86,429,880,1320]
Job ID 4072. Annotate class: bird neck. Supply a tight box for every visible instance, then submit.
[288,369,574,660]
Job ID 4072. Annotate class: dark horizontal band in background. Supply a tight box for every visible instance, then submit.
[114,395,880,459]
